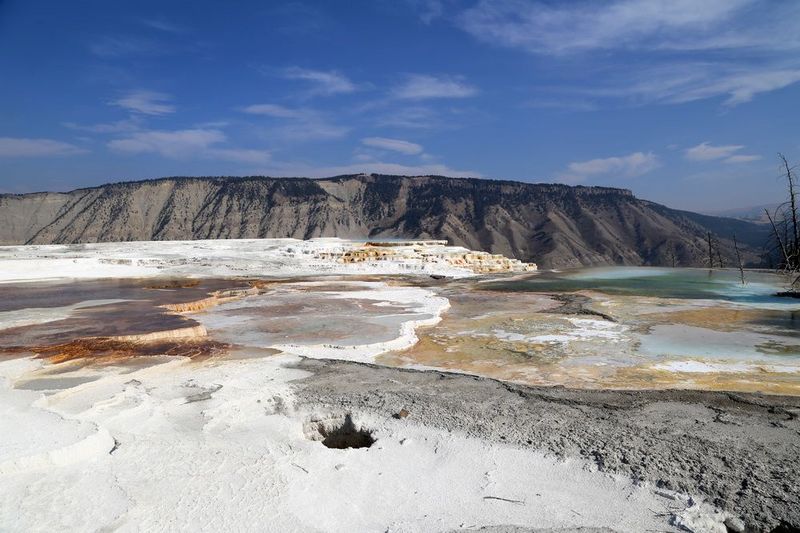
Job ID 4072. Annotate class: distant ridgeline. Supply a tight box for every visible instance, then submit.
[0,174,768,269]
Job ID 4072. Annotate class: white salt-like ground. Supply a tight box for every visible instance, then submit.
[0,354,707,533]
[491,317,629,345]
[652,360,800,374]
[0,239,729,531]
[0,238,481,283]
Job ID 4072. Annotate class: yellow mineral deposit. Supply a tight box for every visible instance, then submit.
[316,240,536,274]
[161,287,261,313]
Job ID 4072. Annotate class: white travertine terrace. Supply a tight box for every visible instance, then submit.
[0,238,535,283]
[104,324,209,343]
[316,239,536,274]
[0,240,736,532]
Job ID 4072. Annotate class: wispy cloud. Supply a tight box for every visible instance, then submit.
[685,142,743,161]
[241,104,305,119]
[523,98,598,112]
[451,0,800,106]
[282,67,357,96]
[684,141,761,163]
[724,154,762,164]
[193,120,231,129]
[407,0,450,24]
[108,128,270,163]
[239,103,348,141]
[141,18,186,33]
[559,151,659,183]
[361,137,423,155]
[457,0,759,55]
[207,148,272,165]
[587,62,800,106]
[112,90,175,115]
[715,68,800,106]
[0,137,88,157]
[108,129,224,157]
[263,160,480,179]
[377,106,441,129]
[393,74,478,99]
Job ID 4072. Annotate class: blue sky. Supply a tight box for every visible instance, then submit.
[1,0,798,211]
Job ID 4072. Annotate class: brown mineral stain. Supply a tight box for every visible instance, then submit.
[607,366,800,396]
[0,278,270,364]
[3,336,227,364]
[144,279,202,290]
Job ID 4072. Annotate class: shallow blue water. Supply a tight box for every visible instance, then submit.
[484,267,798,308]
[482,268,800,361]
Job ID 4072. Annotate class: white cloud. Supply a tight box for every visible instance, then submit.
[717,69,800,105]
[377,106,440,129]
[603,63,800,106]
[262,161,480,179]
[109,129,224,157]
[684,142,761,164]
[282,67,356,95]
[724,154,762,164]
[393,74,478,99]
[193,120,231,129]
[112,90,175,115]
[361,137,423,155]
[239,103,348,141]
[207,148,271,165]
[353,153,374,163]
[458,0,769,55]
[141,18,185,33]
[454,1,800,106]
[108,128,269,163]
[560,151,659,182]
[241,104,305,118]
[407,0,449,24]
[685,142,743,161]
[0,137,88,157]
[523,98,598,112]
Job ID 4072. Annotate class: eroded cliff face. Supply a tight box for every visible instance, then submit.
[0,174,768,268]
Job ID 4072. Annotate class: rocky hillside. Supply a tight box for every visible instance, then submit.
[0,174,769,268]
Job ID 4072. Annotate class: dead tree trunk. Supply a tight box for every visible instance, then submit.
[707,232,714,269]
[733,234,746,285]
[779,153,799,253]
[765,208,790,266]
[715,238,725,269]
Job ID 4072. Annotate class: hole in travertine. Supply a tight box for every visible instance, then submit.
[305,414,375,449]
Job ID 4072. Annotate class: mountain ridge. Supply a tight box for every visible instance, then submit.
[0,174,637,197]
[0,174,769,269]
